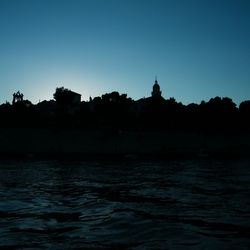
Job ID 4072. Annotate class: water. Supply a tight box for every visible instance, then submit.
[0,158,250,249]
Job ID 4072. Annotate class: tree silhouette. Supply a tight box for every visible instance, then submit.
[53,87,72,105]
[0,86,249,133]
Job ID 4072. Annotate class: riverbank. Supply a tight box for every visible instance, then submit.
[0,128,249,158]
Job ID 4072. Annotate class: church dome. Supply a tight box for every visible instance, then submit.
[153,80,160,90]
[151,78,162,98]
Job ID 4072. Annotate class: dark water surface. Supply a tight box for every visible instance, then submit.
[0,158,250,249]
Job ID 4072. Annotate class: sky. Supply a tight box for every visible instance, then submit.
[0,0,249,105]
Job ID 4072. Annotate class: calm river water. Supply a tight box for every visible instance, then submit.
[0,158,250,249]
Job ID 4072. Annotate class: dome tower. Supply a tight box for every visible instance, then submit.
[151,77,162,98]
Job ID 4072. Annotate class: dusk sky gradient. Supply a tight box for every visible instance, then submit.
[0,0,249,105]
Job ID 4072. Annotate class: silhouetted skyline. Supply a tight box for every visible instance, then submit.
[0,0,250,105]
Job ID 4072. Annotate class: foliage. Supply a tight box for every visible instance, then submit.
[0,88,250,131]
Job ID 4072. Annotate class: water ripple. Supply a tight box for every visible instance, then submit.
[0,159,250,249]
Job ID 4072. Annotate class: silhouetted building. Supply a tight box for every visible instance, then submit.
[68,90,81,104]
[151,77,162,98]
[12,91,24,104]
[134,78,165,113]
[54,87,81,106]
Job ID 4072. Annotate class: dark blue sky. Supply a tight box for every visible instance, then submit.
[0,0,249,104]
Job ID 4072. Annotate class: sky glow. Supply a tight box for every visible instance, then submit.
[0,0,249,105]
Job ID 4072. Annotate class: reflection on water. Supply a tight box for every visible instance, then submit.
[0,158,250,249]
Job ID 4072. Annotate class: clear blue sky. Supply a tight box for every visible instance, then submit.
[0,0,249,105]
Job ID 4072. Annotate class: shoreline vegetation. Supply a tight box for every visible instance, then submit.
[1,83,250,158]
[0,128,249,159]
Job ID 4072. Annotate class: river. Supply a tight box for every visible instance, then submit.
[0,158,249,249]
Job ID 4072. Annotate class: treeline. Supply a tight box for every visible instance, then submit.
[0,89,250,132]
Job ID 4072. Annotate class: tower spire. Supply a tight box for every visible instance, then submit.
[151,76,161,98]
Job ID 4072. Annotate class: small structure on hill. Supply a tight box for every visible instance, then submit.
[12,91,24,104]
[66,90,81,104]
[54,87,81,105]
[151,77,162,98]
